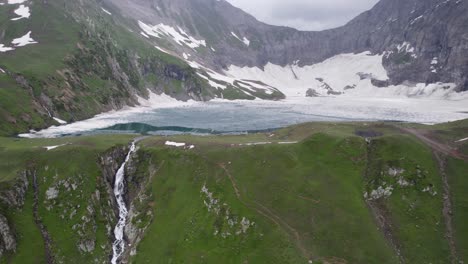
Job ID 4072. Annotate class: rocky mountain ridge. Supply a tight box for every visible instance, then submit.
[1,0,467,136]
[107,0,468,91]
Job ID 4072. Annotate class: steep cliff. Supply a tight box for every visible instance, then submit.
[108,0,468,91]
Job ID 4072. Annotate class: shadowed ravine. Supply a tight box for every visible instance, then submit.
[32,170,55,264]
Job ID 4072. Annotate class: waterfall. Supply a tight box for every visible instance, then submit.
[111,142,136,264]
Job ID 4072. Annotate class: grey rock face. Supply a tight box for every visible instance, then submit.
[0,171,28,208]
[45,187,59,200]
[306,89,320,97]
[100,146,129,216]
[78,239,95,253]
[0,171,29,258]
[0,214,16,256]
[106,0,468,91]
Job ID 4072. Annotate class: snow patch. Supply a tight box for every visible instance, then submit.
[7,0,27,4]
[11,5,30,20]
[430,57,439,73]
[165,141,186,147]
[239,142,272,146]
[0,44,14,52]
[139,21,206,49]
[53,117,67,125]
[242,37,250,46]
[101,7,112,15]
[44,144,68,151]
[137,91,196,108]
[396,42,417,58]
[410,15,423,25]
[154,45,171,55]
[11,31,38,47]
[185,59,277,94]
[231,32,250,46]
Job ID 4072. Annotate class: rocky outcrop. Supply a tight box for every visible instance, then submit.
[100,146,129,190]
[107,0,468,91]
[0,215,16,257]
[0,171,28,208]
[0,170,30,258]
[305,89,320,97]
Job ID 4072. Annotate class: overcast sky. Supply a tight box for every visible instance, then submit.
[226,0,380,31]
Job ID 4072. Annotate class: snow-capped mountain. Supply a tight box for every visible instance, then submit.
[106,0,468,98]
[0,0,467,135]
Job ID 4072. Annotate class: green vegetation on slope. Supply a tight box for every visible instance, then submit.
[0,121,466,263]
[365,135,450,263]
[447,157,468,261]
[0,0,221,136]
[131,133,394,263]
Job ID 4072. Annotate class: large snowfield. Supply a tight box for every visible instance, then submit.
[224,52,466,100]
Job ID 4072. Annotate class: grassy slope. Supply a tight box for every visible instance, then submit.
[0,135,132,263]
[447,157,468,261]
[366,135,450,263]
[134,133,396,263]
[0,0,284,137]
[0,1,79,135]
[0,122,466,263]
[0,0,222,136]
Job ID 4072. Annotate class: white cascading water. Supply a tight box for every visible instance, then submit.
[111,142,136,264]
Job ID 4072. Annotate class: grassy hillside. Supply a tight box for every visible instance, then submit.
[0,0,222,137]
[0,0,287,137]
[0,121,466,263]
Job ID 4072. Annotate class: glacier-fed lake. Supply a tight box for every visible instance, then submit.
[20,96,468,138]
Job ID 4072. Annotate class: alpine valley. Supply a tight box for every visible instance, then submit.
[0,0,467,263]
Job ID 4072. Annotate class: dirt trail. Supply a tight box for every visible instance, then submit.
[31,170,55,264]
[400,128,468,161]
[219,164,241,199]
[218,164,311,259]
[399,127,461,263]
[253,201,310,258]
